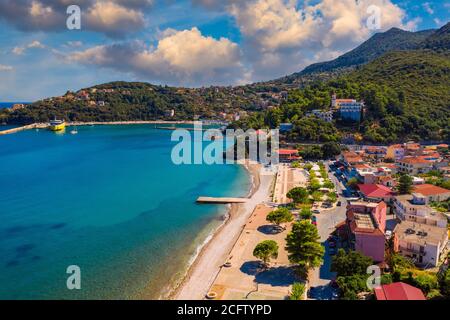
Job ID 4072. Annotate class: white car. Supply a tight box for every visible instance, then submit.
[385,230,392,239]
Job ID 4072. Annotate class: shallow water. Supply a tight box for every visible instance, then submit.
[0,125,250,299]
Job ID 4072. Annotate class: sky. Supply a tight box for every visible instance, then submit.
[0,0,448,101]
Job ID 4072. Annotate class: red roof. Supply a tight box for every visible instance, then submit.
[277,149,298,155]
[374,282,426,300]
[357,184,393,198]
[413,184,450,196]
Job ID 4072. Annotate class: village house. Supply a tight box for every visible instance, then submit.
[393,193,447,228]
[404,142,423,157]
[351,164,377,184]
[357,184,395,203]
[331,94,364,122]
[345,200,387,262]
[363,146,387,162]
[386,144,405,161]
[277,149,300,163]
[397,157,433,175]
[374,282,426,300]
[308,109,333,123]
[412,184,450,203]
[393,220,448,267]
[338,151,365,167]
[377,175,397,188]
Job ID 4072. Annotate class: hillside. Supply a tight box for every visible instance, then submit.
[299,27,435,75]
[271,23,449,87]
[421,22,450,50]
[1,23,449,143]
[347,50,450,142]
[2,82,271,124]
[233,50,450,143]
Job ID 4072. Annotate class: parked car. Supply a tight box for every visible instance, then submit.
[329,247,337,255]
[337,201,342,206]
[385,230,392,239]
[330,279,339,289]
[329,242,336,248]
[312,209,320,214]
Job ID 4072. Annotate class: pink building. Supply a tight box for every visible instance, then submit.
[346,200,387,262]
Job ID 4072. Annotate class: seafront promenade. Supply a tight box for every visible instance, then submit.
[0,121,195,135]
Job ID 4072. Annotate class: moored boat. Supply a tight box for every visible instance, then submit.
[49,118,66,131]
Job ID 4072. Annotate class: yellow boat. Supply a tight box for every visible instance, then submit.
[49,119,66,131]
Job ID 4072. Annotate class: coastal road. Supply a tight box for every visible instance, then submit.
[308,162,347,300]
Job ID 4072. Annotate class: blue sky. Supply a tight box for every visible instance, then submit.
[0,0,448,101]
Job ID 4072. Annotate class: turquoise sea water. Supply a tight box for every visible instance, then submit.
[0,125,250,299]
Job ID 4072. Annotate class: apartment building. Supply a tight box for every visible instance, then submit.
[346,200,387,262]
[393,193,447,228]
[393,220,448,267]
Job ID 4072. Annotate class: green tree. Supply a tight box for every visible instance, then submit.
[336,274,369,300]
[291,161,301,168]
[323,180,335,189]
[398,174,413,194]
[321,142,341,159]
[287,187,309,204]
[439,268,450,298]
[311,191,323,202]
[253,240,279,267]
[285,221,324,273]
[289,282,306,300]
[347,177,359,190]
[266,208,294,230]
[300,207,313,220]
[331,249,373,277]
[328,192,338,203]
[309,179,321,192]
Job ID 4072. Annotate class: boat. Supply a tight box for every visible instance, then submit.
[70,127,78,135]
[49,118,66,131]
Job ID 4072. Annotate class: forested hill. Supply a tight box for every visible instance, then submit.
[1,23,449,143]
[232,50,450,143]
[271,22,450,87]
[298,27,435,75]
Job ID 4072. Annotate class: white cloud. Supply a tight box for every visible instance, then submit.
[0,64,14,72]
[85,1,146,38]
[422,2,434,15]
[12,40,46,55]
[0,0,151,37]
[68,27,246,86]
[66,41,84,48]
[197,0,419,81]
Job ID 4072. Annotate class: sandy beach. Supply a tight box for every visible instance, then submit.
[172,163,275,300]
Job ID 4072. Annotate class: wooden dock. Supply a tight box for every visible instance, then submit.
[196,197,248,204]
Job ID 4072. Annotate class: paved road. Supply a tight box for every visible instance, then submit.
[308,162,347,300]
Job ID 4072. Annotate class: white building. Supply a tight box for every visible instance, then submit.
[394,220,448,267]
[393,193,447,228]
[310,109,333,122]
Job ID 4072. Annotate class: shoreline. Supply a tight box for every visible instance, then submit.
[169,162,272,300]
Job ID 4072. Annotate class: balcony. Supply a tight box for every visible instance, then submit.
[398,246,426,256]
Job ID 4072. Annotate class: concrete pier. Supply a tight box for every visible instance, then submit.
[0,123,48,135]
[196,197,248,204]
